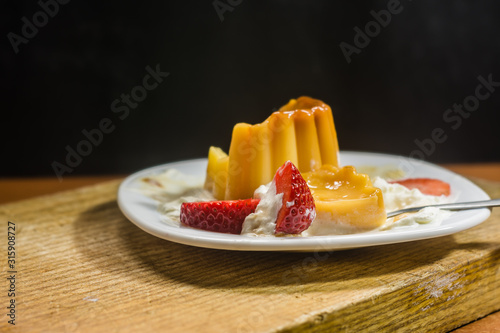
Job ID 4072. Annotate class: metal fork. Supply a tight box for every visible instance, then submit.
[386,198,500,218]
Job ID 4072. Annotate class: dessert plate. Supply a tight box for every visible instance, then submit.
[117,152,491,252]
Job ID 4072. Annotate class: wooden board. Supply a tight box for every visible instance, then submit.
[1,179,499,332]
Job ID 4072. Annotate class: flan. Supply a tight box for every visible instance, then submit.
[204,96,387,233]
[205,96,340,200]
[302,165,387,234]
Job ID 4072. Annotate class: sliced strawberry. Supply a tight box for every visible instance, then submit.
[180,199,260,234]
[390,178,451,196]
[274,161,316,234]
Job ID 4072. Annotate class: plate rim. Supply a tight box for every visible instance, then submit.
[117,151,491,252]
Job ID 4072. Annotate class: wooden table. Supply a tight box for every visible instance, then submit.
[0,163,499,332]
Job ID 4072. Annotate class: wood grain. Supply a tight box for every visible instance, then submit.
[454,313,500,333]
[0,176,124,204]
[443,163,500,183]
[0,178,499,332]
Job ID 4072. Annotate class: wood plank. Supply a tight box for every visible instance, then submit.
[0,176,124,204]
[442,163,500,182]
[0,178,499,332]
[453,310,500,333]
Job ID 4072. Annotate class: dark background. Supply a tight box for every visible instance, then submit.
[2,0,500,178]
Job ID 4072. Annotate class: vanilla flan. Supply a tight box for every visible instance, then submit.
[203,96,387,233]
[302,165,387,234]
[208,96,340,200]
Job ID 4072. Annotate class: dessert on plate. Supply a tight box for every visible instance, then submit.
[202,96,387,235]
[204,96,340,200]
[140,96,452,236]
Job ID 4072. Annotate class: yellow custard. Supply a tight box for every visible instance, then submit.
[204,96,386,232]
[303,165,387,232]
[205,96,340,200]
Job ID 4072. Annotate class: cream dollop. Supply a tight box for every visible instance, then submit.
[373,177,452,230]
[158,189,214,226]
[372,177,448,212]
[137,169,215,226]
[241,181,283,236]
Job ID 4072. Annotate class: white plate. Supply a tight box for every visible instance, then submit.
[117,152,491,252]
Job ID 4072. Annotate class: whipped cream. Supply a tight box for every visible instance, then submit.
[138,169,206,201]
[373,177,447,212]
[158,189,214,226]
[241,181,283,236]
[137,169,215,226]
[372,177,452,230]
[381,207,452,230]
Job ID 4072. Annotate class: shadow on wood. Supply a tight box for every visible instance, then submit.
[72,200,496,295]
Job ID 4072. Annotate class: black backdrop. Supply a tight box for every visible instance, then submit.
[2,0,500,177]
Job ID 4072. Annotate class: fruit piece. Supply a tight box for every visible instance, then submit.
[204,146,229,200]
[390,178,451,196]
[273,161,316,234]
[210,96,340,200]
[180,199,260,234]
[302,165,386,234]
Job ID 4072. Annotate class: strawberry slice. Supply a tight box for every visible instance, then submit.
[390,178,451,196]
[274,161,316,234]
[180,199,260,234]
